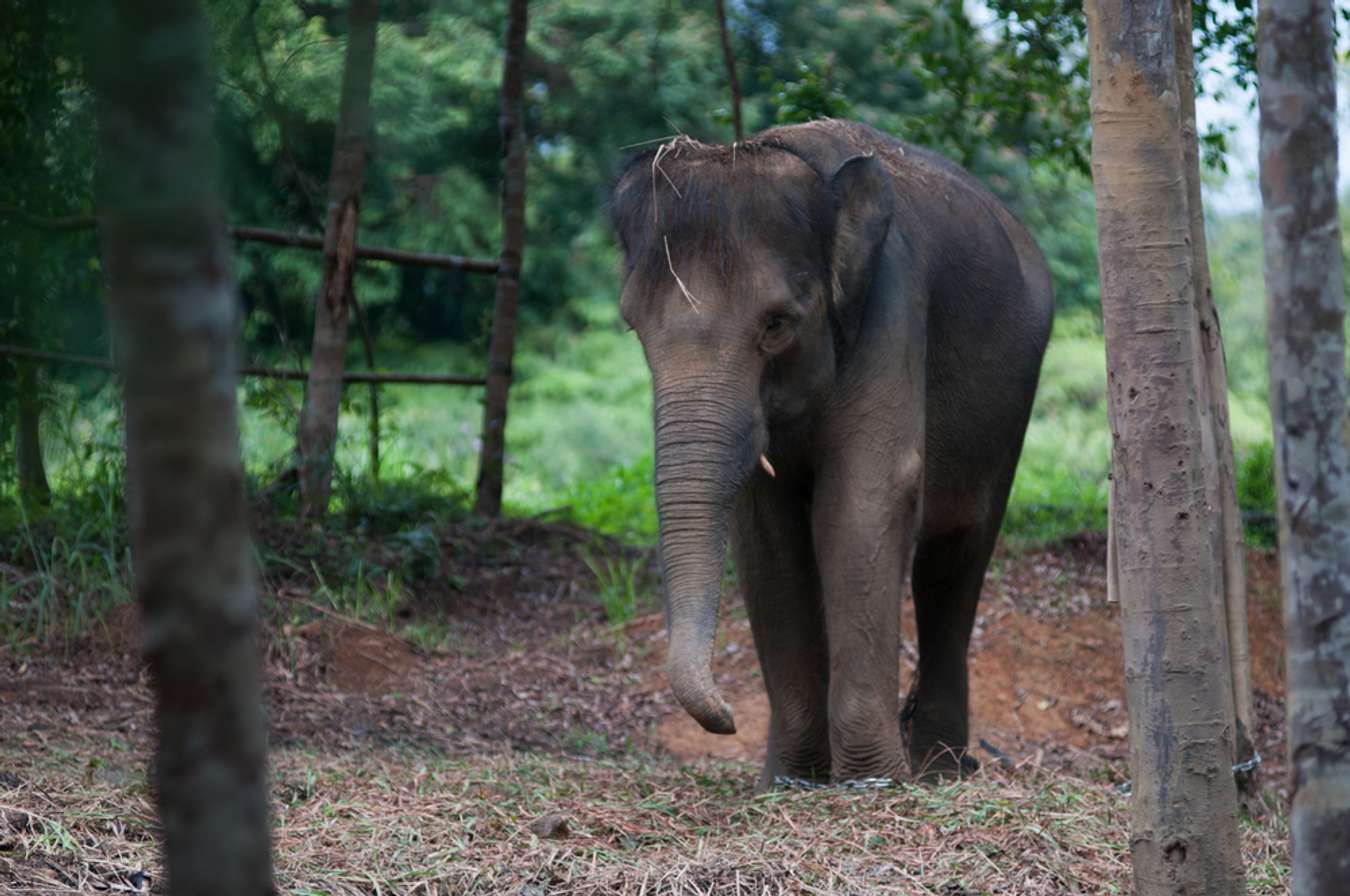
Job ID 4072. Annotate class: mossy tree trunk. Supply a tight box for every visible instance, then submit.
[474,0,529,518]
[88,0,273,892]
[1084,0,1246,891]
[298,0,378,516]
[1257,0,1350,891]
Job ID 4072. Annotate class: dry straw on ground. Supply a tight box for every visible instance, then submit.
[1,741,1289,895]
[0,520,1291,894]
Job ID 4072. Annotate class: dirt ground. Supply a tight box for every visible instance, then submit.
[0,519,1291,893]
[653,534,1287,780]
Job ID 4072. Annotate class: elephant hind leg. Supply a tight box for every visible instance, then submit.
[904,521,1000,781]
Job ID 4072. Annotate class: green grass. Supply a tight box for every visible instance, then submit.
[582,547,653,625]
[0,465,130,644]
[0,298,1279,632]
[1003,313,1111,545]
[3,209,1294,620]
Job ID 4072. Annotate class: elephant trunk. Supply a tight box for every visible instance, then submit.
[652,376,760,736]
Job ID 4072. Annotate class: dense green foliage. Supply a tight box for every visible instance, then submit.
[0,1,100,462]
[3,0,1305,585]
[5,0,1112,364]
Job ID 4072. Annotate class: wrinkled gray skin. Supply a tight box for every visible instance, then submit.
[611,120,1052,787]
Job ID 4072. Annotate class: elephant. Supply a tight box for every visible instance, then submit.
[610,119,1053,787]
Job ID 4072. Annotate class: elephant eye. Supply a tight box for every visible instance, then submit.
[760,311,796,354]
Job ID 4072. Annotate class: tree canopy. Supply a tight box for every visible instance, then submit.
[0,0,1265,481]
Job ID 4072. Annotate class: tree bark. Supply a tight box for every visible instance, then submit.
[87,1,273,892]
[15,361,50,509]
[1257,0,1350,891]
[714,0,743,141]
[1084,0,1245,892]
[1172,0,1256,778]
[297,0,378,517]
[474,0,529,518]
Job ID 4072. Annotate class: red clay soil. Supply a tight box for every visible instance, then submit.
[655,535,1287,781]
[1,521,1287,784]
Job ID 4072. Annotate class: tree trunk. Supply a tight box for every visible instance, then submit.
[1084,0,1245,892]
[474,0,529,518]
[1172,0,1256,778]
[297,0,378,517]
[15,361,50,508]
[714,0,743,141]
[1257,1,1350,891]
[87,1,273,892]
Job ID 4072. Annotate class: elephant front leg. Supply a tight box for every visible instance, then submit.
[812,447,922,783]
[731,479,832,791]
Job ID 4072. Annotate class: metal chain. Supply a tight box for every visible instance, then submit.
[777,752,1264,796]
[1114,751,1261,796]
[772,775,896,791]
[1232,750,1263,776]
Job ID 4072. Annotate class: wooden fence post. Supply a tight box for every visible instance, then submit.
[474,0,529,518]
[297,0,379,517]
[15,360,50,508]
[714,0,743,141]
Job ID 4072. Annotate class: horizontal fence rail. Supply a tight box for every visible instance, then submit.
[228,226,502,274]
[0,344,486,387]
[0,206,501,275]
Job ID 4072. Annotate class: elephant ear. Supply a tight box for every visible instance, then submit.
[827,154,894,333]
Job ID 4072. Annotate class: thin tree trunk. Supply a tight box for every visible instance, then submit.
[1258,0,1350,891]
[474,0,528,518]
[349,291,380,479]
[1084,0,1245,892]
[87,1,273,892]
[1172,0,1256,778]
[297,0,378,516]
[714,0,743,141]
[15,361,50,508]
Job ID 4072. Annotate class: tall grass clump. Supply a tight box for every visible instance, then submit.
[581,548,652,625]
[564,454,658,544]
[1236,440,1278,546]
[0,460,130,644]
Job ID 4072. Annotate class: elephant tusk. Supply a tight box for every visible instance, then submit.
[759,454,776,478]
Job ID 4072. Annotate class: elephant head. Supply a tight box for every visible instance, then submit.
[610,136,895,734]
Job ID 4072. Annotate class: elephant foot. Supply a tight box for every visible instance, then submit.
[829,746,910,787]
[901,692,976,783]
[910,748,980,783]
[758,750,832,793]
